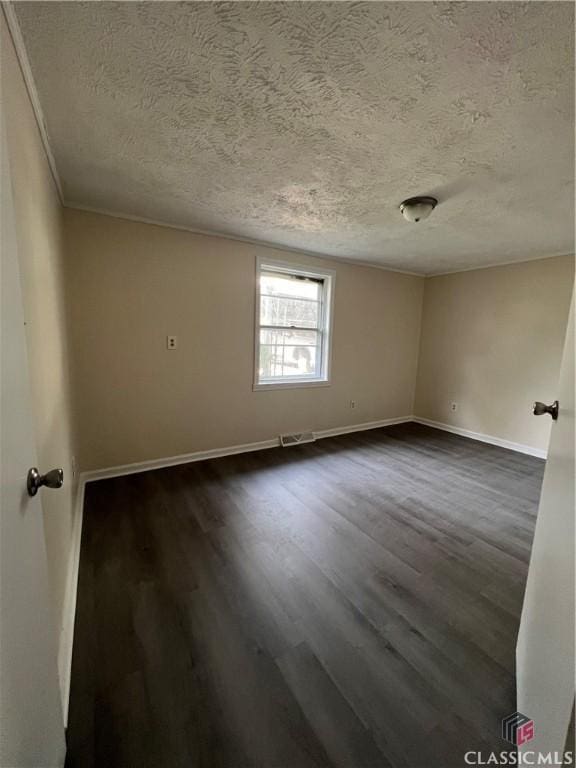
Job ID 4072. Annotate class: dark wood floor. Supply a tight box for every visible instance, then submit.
[66,423,544,768]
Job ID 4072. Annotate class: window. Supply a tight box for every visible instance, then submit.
[254,258,334,389]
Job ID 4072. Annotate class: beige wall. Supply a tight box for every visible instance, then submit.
[415,256,574,452]
[3,7,573,731]
[64,208,425,471]
[2,15,78,698]
[63,209,573,470]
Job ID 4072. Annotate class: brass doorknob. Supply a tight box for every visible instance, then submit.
[27,467,64,497]
[532,400,559,420]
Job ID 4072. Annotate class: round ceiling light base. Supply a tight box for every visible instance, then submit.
[399,196,438,223]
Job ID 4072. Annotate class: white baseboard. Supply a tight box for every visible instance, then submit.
[314,415,413,440]
[81,416,414,484]
[58,478,85,727]
[413,417,547,459]
[82,438,280,483]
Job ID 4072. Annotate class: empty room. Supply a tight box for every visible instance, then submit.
[1,2,574,767]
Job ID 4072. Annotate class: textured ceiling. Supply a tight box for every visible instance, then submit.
[14,1,575,274]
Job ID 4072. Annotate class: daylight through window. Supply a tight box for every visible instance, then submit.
[255,260,334,388]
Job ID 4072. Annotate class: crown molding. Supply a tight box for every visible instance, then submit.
[2,2,64,203]
[65,205,575,279]
[428,251,574,278]
[65,202,426,277]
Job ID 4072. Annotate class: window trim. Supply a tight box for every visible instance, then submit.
[253,256,335,391]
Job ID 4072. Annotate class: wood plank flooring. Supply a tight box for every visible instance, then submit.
[65,423,544,768]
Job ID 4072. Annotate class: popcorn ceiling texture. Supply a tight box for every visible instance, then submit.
[14,1,575,274]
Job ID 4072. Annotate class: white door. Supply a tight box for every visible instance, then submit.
[0,110,66,764]
[516,291,575,760]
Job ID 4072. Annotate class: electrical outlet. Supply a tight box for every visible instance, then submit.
[166,335,178,350]
[450,401,457,412]
[349,400,356,409]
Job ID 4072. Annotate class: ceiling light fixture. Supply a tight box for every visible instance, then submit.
[399,196,437,223]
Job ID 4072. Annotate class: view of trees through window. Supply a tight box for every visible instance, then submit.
[259,271,323,380]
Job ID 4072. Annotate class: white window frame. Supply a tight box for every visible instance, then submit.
[253,256,335,391]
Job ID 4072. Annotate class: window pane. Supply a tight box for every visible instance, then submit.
[259,346,319,378]
[261,272,321,301]
[260,295,319,328]
[259,329,320,379]
[260,329,318,346]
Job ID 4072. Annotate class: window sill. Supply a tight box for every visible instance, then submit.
[253,379,331,392]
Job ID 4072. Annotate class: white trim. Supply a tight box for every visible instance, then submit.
[253,256,335,390]
[314,416,413,440]
[427,252,574,278]
[65,203,425,276]
[81,417,415,484]
[413,417,547,459]
[58,477,85,727]
[79,414,547,486]
[257,257,337,281]
[65,206,573,280]
[82,438,281,483]
[253,379,331,391]
[61,207,576,281]
[2,3,64,203]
